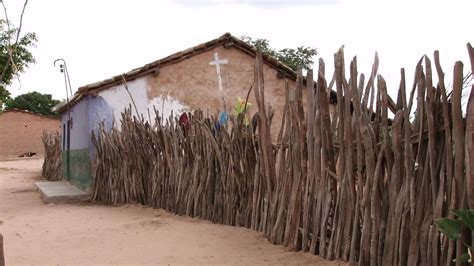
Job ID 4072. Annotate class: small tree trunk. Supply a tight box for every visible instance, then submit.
[0,233,5,266]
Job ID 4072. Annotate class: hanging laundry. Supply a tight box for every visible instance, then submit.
[234,96,252,125]
[179,112,191,133]
[219,111,228,127]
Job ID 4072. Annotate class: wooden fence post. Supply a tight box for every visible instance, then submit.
[88,45,473,265]
[0,233,5,266]
[466,43,474,210]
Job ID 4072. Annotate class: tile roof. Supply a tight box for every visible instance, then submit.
[56,32,336,113]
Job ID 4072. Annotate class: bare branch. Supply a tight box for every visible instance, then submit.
[0,1,12,33]
[15,0,28,44]
[0,0,13,81]
[0,0,30,84]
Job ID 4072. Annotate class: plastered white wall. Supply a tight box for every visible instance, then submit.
[98,77,189,125]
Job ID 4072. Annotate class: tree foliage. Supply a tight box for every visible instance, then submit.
[0,19,37,109]
[240,36,317,71]
[0,84,10,108]
[436,209,474,263]
[5,91,60,116]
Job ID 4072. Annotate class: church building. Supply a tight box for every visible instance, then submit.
[55,33,335,190]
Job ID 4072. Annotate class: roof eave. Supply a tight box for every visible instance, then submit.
[61,33,309,111]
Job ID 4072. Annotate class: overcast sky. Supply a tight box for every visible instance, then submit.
[3,0,473,102]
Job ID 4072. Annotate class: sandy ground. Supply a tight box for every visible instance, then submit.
[0,158,345,265]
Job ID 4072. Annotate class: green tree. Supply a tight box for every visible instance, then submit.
[240,36,317,71]
[0,84,10,108]
[0,18,38,110]
[5,91,60,116]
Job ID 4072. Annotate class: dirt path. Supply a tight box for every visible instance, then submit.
[0,158,344,265]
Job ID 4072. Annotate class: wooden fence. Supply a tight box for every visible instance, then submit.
[41,131,62,181]
[92,45,474,265]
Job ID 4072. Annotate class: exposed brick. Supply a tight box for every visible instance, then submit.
[0,110,61,159]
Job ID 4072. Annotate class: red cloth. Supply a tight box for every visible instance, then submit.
[179,113,191,132]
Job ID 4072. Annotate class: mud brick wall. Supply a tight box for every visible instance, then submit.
[0,110,61,159]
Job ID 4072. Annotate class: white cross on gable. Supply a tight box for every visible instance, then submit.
[209,52,228,91]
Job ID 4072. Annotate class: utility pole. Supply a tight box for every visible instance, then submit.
[54,59,73,181]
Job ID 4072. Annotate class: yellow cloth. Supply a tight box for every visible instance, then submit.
[234,97,252,125]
